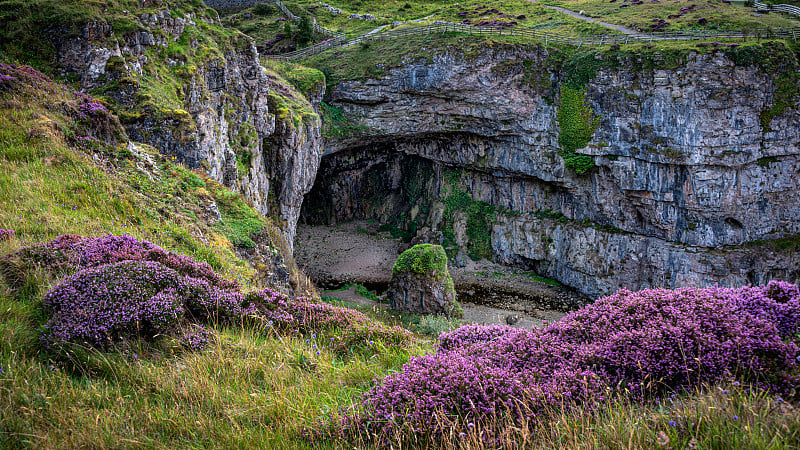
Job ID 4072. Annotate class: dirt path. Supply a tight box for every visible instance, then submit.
[539,4,649,37]
[296,221,588,328]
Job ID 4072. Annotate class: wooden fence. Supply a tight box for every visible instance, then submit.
[754,1,800,16]
[262,0,800,61]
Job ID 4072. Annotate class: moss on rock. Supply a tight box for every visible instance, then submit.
[392,244,450,283]
[389,244,461,318]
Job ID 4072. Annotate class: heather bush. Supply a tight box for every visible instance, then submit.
[180,325,214,351]
[0,64,124,144]
[13,234,412,358]
[41,260,252,349]
[249,291,413,353]
[437,323,531,351]
[4,234,238,290]
[321,284,800,443]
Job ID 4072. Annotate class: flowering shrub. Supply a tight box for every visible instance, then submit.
[0,229,13,241]
[42,261,189,348]
[249,290,413,353]
[323,284,800,443]
[437,324,530,352]
[0,63,123,144]
[12,234,412,356]
[6,234,238,290]
[40,260,255,349]
[180,325,214,351]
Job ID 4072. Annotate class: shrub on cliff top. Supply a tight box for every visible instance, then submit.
[317,283,800,444]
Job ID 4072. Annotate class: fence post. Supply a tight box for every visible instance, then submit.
[578,39,583,49]
[599,36,604,47]
[794,29,797,42]
[545,33,548,45]
[625,35,629,45]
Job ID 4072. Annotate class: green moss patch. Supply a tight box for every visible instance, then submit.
[557,85,599,174]
[393,244,450,281]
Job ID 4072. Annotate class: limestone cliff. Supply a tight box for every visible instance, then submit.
[304,43,800,298]
[38,4,322,245]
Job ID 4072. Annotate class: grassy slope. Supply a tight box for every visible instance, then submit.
[223,0,613,44]
[0,65,428,448]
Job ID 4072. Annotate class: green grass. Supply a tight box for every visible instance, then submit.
[319,295,461,337]
[479,270,563,286]
[539,0,800,32]
[0,286,427,448]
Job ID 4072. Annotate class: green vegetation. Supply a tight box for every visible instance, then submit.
[222,0,800,52]
[265,68,321,129]
[327,282,384,302]
[478,270,563,286]
[320,102,371,139]
[320,295,461,336]
[539,0,800,32]
[441,185,497,261]
[757,155,780,166]
[743,233,800,252]
[557,85,599,174]
[266,61,326,99]
[392,244,450,280]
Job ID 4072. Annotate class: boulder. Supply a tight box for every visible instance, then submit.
[387,244,462,317]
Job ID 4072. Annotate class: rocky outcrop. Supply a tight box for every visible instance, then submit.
[387,244,460,317]
[304,43,800,298]
[49,6,322,245]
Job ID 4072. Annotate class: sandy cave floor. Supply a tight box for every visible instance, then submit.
[295,221,586,328]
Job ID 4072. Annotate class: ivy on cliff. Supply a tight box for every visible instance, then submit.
[556,85,599,175]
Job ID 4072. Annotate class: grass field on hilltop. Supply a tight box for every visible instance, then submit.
[538,0,800,32]
[219,0,800,51]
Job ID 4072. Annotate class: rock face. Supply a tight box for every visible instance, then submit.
[303,43,800,298]
[387,244,460,317]
[49,7,322,245]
